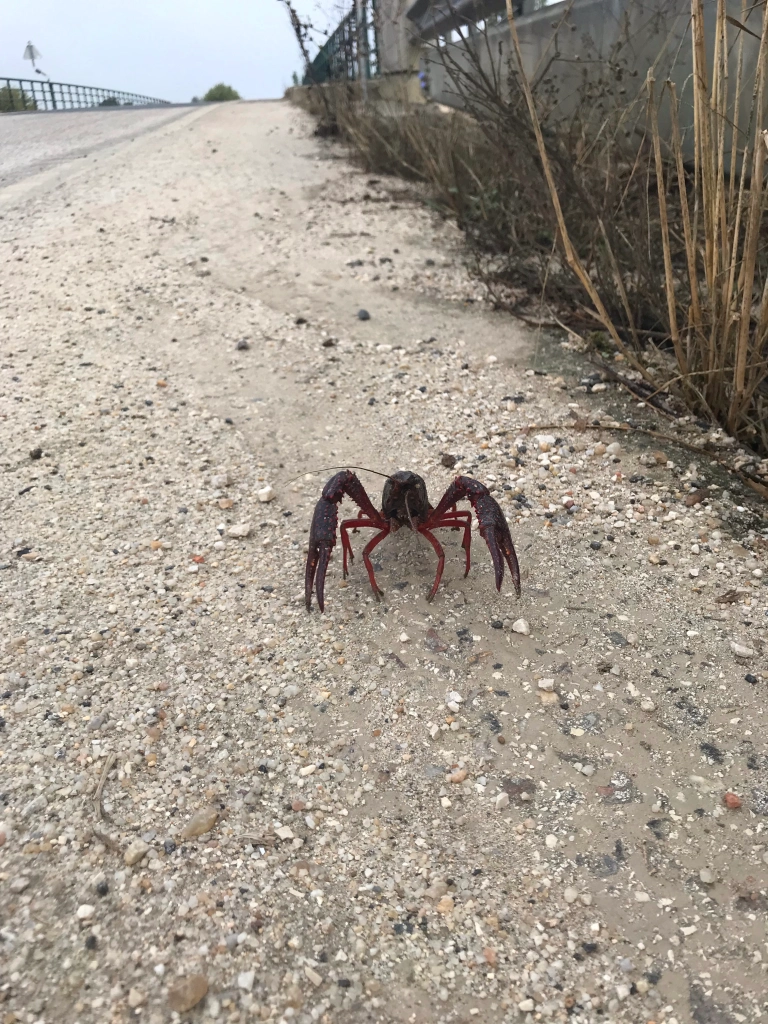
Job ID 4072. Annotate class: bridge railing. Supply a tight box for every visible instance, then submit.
[0,77,170,113]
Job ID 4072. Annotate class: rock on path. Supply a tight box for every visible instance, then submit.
[0,99,766,1024]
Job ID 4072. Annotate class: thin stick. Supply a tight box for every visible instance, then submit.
[93,752,117,821]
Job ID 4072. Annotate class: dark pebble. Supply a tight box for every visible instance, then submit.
[85,934,97,950]
[96,880,109,897]
[337,979,351,988]
[236,339,250,351]
[491,620,503,629]
[746,674,758,684]
[590,541,602,550]
[164,838,177,855]
[30,447,43,460]
[357,309,371,320]
[441,453,457,468]
[322,338,337,348]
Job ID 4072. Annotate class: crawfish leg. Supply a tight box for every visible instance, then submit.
[339,518,380,578]
[431,511,472,577]
[420,528,447,603]
[361,528,389,600]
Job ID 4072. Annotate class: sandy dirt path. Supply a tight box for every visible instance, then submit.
[1,100,767,1024]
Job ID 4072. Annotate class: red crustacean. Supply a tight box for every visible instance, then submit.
[304,469,521,612]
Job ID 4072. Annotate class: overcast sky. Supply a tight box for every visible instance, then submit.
[0,0,341,103]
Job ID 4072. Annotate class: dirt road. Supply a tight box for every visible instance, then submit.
[1,100,767,1024]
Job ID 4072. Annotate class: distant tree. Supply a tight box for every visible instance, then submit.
[0,86,36,112]
[191,96,200,104]
[99,96,119,106]
[202,83,240,102]
[292,71,299,86]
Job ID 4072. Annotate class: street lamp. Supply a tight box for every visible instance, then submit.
[23,42,50,79]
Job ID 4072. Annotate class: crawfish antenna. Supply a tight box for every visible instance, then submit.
[286,465,392,485]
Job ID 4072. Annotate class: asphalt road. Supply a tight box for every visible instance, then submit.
[0,106,195,189]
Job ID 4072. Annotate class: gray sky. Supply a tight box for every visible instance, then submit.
[1,0,338,103]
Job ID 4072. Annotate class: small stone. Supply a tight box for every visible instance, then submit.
[357,309,371,320]
[275,825,294,840]
[124,839,150,866]
[449,768,468,784]
[699,868,714,885]
[730,641,754,658]
[538,678,554,691]
[425,880,449,900]
[723,792,742,809]
[180,806,218,840]
[76,904,95,920]
[127,989,146,1008]
[441,453,457,468]
[236,339,250,350]
[563,887,578,904]
[9,876,30,894]
[635,891,651,902]
[640,698,656,712]
[227,522,252,538]
[615,984,631,1001]
[167,975,208,1013]
[545,834,558,849]
[238,970,255,991]
[399,632,410,643]
[436,894,454,914]
[495,792,509,810]
[518,999,535,1012]
[304,965,323,987]
[511,619,530,635]
[257,485,276,503]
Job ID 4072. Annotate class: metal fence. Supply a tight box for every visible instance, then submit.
[0,77,170,113]
[304,1,380,85]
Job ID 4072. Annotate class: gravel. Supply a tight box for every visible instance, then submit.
[0,98,766,1024]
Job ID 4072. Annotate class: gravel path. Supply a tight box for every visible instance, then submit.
[1,100,767,1024]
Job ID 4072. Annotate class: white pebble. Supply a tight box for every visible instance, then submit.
[563,887,578,904]
[731,641,755,658]
[399,632,410,643]
[511,618,530,635]
[227,523,251,538]
[257,485,276,503]
[76,904,95,920]
[635,891,651,902]
[545,834,558,849]
[537,678,554,691]
[237,971,255,991]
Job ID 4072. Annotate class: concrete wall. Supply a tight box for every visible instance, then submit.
[418,0,763,158]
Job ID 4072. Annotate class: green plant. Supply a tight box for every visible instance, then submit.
[99,96,119,106]
[0,86,36,112]
[202,83,240,102]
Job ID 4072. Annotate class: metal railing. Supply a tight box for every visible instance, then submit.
[0,77,170,113]
[304,1,379,85]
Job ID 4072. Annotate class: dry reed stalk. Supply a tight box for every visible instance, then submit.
[647,73,687,376]
[503,0,654,384]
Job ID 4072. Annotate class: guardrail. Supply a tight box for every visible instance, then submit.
[0,77,170,113]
